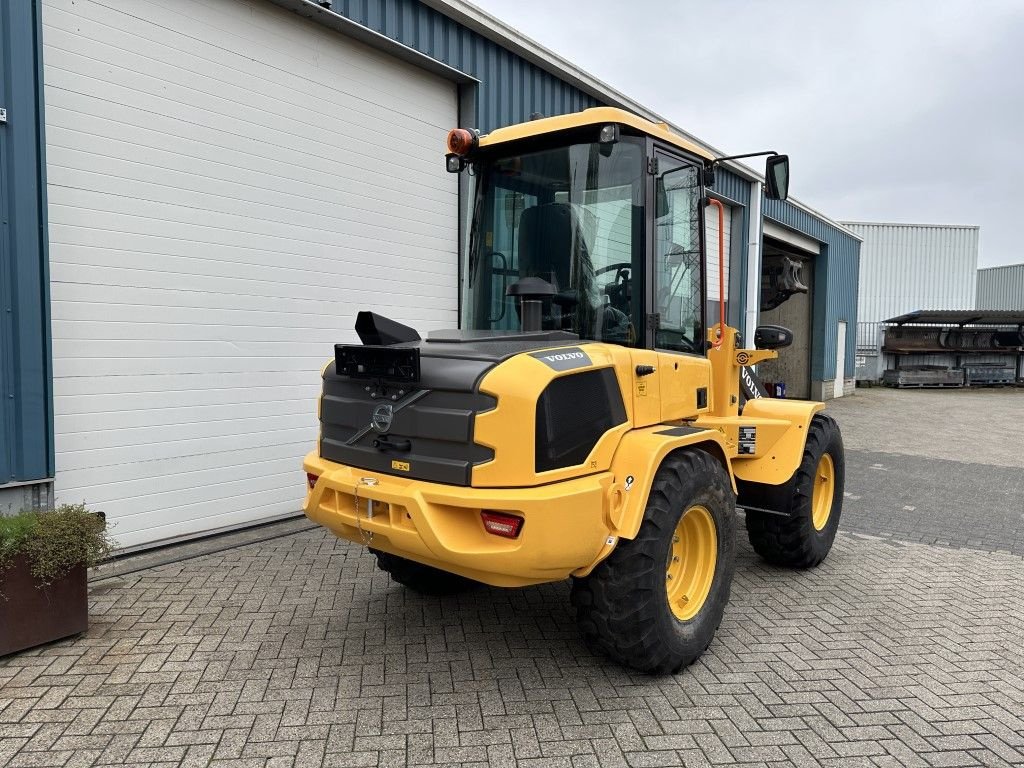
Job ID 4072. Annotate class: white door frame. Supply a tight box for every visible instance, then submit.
[835,321,847,398]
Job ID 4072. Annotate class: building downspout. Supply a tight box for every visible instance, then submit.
[744,181,763,345]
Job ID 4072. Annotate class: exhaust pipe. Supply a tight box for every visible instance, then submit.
[506,277,557,333]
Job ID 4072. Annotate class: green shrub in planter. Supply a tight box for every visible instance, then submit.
[0,504,113,656]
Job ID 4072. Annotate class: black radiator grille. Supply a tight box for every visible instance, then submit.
[535,368,626,473]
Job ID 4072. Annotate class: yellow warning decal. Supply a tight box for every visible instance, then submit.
[391,460,410,472]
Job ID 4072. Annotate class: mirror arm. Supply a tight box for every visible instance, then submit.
[703,151,779,189]
[709,150,780,166]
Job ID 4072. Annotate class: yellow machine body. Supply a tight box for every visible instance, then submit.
[303,106,825,588]
[304,325,821,588]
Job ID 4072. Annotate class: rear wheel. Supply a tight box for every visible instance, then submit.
[571,449,736,674]
[372,550,479,595]
[743,413,844,568]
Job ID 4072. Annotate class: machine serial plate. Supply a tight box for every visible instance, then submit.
[738,426,756,455]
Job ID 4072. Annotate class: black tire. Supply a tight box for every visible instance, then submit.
[742,413,844,568]
[570,449,736,674]
[372,550,479,595]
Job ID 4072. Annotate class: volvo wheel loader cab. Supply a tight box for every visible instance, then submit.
[302,107,845,674]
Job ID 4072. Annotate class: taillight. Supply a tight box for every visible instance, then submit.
[306,473,319,489]
[481,511,524,539]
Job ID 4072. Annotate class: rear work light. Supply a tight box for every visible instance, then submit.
[306,473,319,489]
[481,511,524,539]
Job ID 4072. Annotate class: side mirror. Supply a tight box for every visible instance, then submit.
[754,324,794,350]
[765,155,790,201]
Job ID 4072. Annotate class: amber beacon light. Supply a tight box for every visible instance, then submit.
[446,128,478,155]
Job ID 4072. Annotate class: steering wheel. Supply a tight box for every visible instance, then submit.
[595,262,632,277]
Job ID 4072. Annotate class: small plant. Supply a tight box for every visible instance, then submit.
[0,504,113,588]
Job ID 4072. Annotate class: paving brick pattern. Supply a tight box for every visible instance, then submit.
[2,528,1023,767]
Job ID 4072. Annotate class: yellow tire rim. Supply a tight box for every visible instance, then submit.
[811,453,835,531]
[665,505,717,622]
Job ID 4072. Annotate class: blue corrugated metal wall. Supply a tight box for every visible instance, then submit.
[334,0,598,130]
[0,0,52,485]
[763,198,861,381]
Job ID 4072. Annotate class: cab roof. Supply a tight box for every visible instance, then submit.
[477,107,715,162]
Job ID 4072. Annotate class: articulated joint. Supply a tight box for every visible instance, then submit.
[734,349,778,367]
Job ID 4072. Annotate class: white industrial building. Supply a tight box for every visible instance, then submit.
[841,221,980,380]
[977,263,1024,310]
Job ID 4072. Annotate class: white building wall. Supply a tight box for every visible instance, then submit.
[976,263,1024,309]
[43,0,458,549]
[842,222,979,324]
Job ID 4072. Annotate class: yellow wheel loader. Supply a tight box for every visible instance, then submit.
[303,107,845,674]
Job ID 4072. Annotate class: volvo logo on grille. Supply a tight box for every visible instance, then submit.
[371,403,394,433]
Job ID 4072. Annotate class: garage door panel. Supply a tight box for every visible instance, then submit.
[56,426,312,472]
[48,196,455,257]
[43,91,451,210]
[56,411,314,452]
[47,227,455,279]
[58,458,306,508]
[49,246,454,296]
[56,398,311,436]
[42,14,453,162]
[48,300,412,335]
[57,441,306,492]
[46,133,452,226]
[45,103,454,210]
[48,285,455,326]
[45,0,458,548]
[43,53,451,175]
[107,489,303,542]
[51,319,368,346]
[53,369,316,396]
[141,0,454,122]
[46,165,455,245]
[50,261,454,306]
[47,0,454,130]
[54,388,314,415]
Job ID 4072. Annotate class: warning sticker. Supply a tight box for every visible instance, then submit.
[738,426,757,455]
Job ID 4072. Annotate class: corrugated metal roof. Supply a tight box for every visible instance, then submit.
[842,222,979,326]
[977,263,1024,310]
[883,309,1024,326]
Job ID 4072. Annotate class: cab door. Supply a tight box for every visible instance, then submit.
[648,149,705,354]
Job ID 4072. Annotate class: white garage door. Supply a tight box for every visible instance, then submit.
[43,0,458,549]
[705,201,732,303]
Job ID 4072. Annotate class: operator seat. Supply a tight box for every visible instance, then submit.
[517,202,595,332]
[517,202,592,292]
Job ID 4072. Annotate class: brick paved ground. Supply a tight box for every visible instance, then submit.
[2,527,1023,768]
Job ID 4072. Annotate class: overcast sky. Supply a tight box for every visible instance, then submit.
[472,0,1023,267]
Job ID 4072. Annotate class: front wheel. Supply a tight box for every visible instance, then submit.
[570,449,736,674]
[744,413,845,568]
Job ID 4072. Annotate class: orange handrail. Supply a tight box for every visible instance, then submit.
[707,197,726,348]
